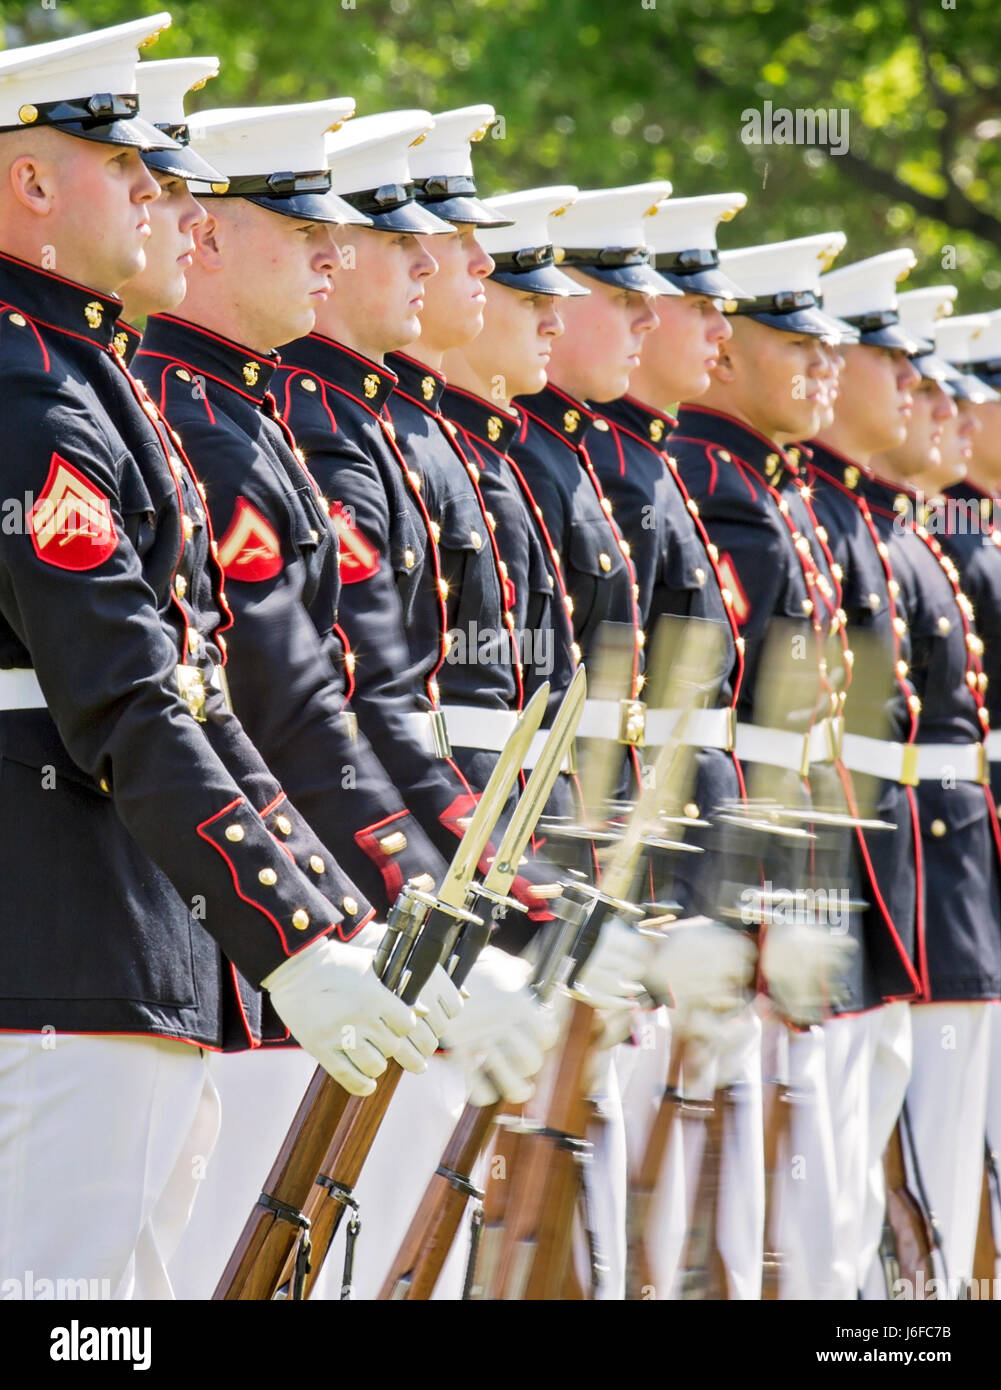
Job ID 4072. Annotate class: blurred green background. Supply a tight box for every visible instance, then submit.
[4,0,1001,306]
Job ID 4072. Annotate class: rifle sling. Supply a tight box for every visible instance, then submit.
[255,1193,312,1300]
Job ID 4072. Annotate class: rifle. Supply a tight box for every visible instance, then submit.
[880,1116,936,1297]
[972,1140,1000,1294]
[214,682,550,1300]
[474,617,728,1300]
[378,671,590,1300]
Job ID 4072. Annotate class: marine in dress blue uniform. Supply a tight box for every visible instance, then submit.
[0,18,414,1301]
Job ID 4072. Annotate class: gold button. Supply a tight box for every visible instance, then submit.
[802,599,814,615]
[9,313,26,327]
[301,378,318,392]
[601,497,613,516]
[565,595,574,615]
[778,499,789,515]
[547,572,555,588]
[937,616,951,634]
[908,695,922,714]
[404,549,415,569]
[868,592,880,609]
[896,660,909,678]
[225,824,244,842]
[979,673,989,692]
[175,368,191,383]
[719,451,731,463]
[831,563,843,582]
[99,777,110,793]
[695,567,706,586]
[967,671,978,690]
[174,574,187,599]
[182,515,195,540]
[571,642,582,663]
[707,543,719,561]
[930,819,947,838]
[258,868,278,886]
[637,630,646,648]
[438,578,449,598]
[684,802,700,819]
[598,553,612,572]
[467,460,479,480]
[593,418,610,431]
[430,521,441,543]
[342,895,359,915]
[736,636,746,653]
[486,512,497,530]
[275,815,293,836]
[815,526,828,543]
[632,583,640,600]
[687,498,699,517]
[620,540,631,558]
[876,542,889,559]
[888,579,900,598]
[310,855,326,875]
[187,630,199,654]
[443,631,453,655]
[429,680,440,702]
[893,617,907,636]
[408,470,422,493]
[345,651,356,675]
[470,529,482,549]
[292,910,310,931]
[379,831,408,855]
[844,648,855,667]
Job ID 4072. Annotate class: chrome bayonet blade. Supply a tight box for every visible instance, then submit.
[437,682,550,909]
[483,667,587,895]
[601,617,726,902]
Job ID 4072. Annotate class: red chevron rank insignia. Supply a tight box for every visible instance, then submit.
[217,497,283,582]
[28,453,118,571]
[717,552,751,626]
[329,501,380,584]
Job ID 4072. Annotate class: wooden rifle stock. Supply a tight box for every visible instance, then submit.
[378,1099,501,1300]
[761,1078,792,1300]
[213,1067,351,1300]
[677,1085,729,1299]
[276,1058,406,1299]
[971,1143,998,1295]
[882,1118,935,1295]
[488,1000,600,1300]
[626,1037,685,1299]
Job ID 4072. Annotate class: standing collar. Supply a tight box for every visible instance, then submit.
[280,333,397,413]
[806,441,917,521]
[0,250,123,351]
[674,403,801,483]
[516,382,595,444]
[139,315,278,401]
[441,383,520,454]
[387,352,446,413]
[599,393,678,449]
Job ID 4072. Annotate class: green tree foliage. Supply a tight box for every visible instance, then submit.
[4,0,1000,303]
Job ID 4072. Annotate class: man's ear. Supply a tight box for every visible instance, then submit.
[192,210,224,267]
[8,153,55,218]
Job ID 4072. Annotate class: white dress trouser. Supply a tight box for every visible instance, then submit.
[902,1001,994,1293]
[0,1032,218,1301]
[858,1001,912,1298]
[168,1047,315,1299]
[763,1018,840,1299]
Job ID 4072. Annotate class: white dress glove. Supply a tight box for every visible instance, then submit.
[642,916,758,1013]
[441,946,561,1105]
[569,916,652,1011]
[390,963,464,1072]
[760,919,858,1025]
[262,935,416,1095]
